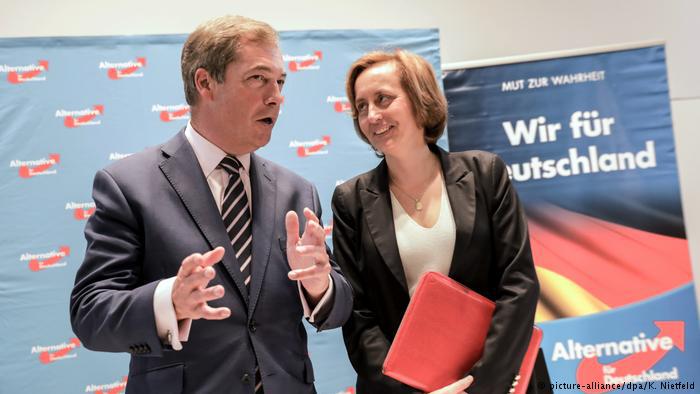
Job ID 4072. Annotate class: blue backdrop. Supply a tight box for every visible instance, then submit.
[0,30,443,394]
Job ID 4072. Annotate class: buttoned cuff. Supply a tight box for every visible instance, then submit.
[298,274,334,323]
[154,277,191,351]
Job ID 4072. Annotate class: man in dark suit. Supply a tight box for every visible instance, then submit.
[70,15,352,394]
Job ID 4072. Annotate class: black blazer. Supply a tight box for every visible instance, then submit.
[331,145,541,394]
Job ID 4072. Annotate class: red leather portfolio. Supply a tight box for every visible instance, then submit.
[382,271,542,393]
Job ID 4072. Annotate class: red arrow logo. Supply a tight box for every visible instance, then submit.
[333,101,351,113]
[39,338,81,364]
[160,107,190,122]
[95,376,128,394]
[288,51,323,72]
[64,105,104,128]
[576,321,685,393]
[7,60,48,84]
[74,207,96,220]
[28,246,70,272]
[296,136,331,157]
[324,220,333,238]
[18,153,60,178]
[108,57,146,80]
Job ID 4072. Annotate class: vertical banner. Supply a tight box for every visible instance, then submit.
[444,44,699,393]
[0,30,441,393]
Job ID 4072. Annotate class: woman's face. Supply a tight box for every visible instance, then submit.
[353,62,424,156]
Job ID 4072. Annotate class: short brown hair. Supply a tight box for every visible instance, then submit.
[345,50,447,145]
[181,15,278,106]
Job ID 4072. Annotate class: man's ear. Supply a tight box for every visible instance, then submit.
[194,68,215,101]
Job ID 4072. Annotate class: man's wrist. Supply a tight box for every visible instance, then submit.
[301,277,329,305]
[154,277,186,350]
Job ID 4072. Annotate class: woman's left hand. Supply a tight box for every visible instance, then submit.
[426,375,474,394]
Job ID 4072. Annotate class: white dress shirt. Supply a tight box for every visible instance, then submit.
[153,122,333,350]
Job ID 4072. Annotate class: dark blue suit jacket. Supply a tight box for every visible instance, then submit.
[70,131,353,393]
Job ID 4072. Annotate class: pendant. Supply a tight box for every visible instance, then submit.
[415,200,423,211]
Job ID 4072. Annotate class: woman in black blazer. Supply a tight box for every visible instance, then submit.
[331,50,545,394]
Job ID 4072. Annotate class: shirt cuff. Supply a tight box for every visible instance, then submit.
[298,274,334,324]
[153,277,191,351]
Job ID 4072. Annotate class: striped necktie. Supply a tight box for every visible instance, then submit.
[219,156,264,393]
[219,155,253,289]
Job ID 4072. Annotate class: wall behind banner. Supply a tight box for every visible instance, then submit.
[2,0,699,317]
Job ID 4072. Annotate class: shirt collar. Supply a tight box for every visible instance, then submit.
[184,121,251,177]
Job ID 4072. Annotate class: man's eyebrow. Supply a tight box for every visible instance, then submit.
[248,65,286,79]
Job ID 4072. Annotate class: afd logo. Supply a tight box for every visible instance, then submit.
[333,388,355,394]
[31,338,81,364]
[1,60,48,84]
[324,220,333,239]
[66,201,96,220]
[56,105,104,128]
[284,51,323,72]
[20,246,70,272]
[86,376,128,394]
[100,57,146,80]
[327,96,351,113]
[152,104,190,122]
[289,136,331,157]
[9,154,60,178]
[109,152,133,161]
[550,321,685,393]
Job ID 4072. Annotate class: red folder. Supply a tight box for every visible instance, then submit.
[382,271,542,393]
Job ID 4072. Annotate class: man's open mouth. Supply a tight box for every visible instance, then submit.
[258,117,274,125]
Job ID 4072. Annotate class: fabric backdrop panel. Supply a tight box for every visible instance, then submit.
[0,29,441,394]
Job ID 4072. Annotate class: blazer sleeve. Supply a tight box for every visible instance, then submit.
[331,186,418,393]
[468,155,540,394]
[69,169,166,356]
[305,183,353,331]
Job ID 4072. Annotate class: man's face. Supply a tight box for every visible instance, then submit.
[207,40,286,155]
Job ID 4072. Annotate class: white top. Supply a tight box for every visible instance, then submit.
[390,178,456,297]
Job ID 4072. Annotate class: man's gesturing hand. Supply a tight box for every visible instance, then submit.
[286,208,331,302]
[172,246,231,321]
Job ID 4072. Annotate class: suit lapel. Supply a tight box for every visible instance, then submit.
[432,146,477,278]
[360,160,409,292]
[158,131,249,305]
[247,153,275,317]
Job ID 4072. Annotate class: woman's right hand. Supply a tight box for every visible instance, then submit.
[426,375,474,394]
